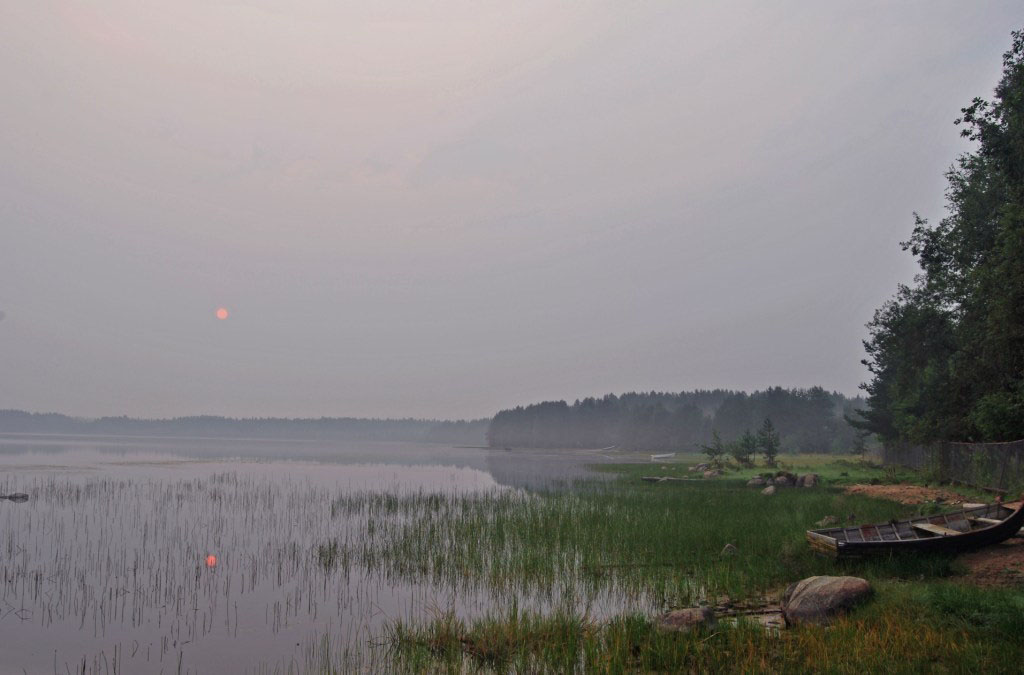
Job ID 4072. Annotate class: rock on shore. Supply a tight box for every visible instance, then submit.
[797,473,819,487]
[658,607,716,632]
[781,576,872,625]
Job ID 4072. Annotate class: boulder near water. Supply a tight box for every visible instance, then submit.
[761,485,777,496]
[798,473,820,488]
[658,607,716,632]
[747,476,767,487]
[782,576,873,626]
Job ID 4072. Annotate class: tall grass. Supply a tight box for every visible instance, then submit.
[388,581,1024,673]
[333,476,952,606]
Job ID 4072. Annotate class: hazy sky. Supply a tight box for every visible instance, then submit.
[1,2,1020,419]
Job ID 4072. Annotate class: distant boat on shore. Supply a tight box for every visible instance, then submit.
[650,452,676,462]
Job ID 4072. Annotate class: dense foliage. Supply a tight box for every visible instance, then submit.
[860,31,1024,444]
[487,387,864,452]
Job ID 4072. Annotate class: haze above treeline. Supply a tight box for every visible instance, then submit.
[2,4,1018,420]
[0,385,865,453]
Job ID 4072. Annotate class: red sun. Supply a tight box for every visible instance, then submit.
[215,307,229,320]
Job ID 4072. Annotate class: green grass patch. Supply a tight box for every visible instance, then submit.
[611,454,996,502]
[388,582,1024,673]
[331,475,948,605]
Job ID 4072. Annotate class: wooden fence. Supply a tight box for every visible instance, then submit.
[882,439,1024,493]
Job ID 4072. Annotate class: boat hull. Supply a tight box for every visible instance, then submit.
[806,502,1024,558]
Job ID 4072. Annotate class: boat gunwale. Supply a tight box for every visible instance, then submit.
[810,503,1015,537]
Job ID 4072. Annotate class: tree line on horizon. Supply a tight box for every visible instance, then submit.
[857,30,1024,446]
[486,387,867,453]
[0,410,489,445]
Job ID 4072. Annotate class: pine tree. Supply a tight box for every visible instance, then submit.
[758,418,780,467]
[701,430,726,467]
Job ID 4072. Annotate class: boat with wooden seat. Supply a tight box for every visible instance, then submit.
[806,501,1024,557]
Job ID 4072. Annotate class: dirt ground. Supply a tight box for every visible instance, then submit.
[958,537,1024,587]
[843,483,971,505]
[844,484,1024,587]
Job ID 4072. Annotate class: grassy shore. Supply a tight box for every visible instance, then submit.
[388,582,1024,673]
[328,455,1024,672]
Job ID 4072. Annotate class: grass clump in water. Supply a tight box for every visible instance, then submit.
[316,539,341,572]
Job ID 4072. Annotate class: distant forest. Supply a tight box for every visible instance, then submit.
[0,410,488,445]
[487,388,867,453]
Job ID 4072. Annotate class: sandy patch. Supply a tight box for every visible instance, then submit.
[843,483,970,505]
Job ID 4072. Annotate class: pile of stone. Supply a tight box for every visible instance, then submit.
[749,471,820,494]
[687,463,724,478]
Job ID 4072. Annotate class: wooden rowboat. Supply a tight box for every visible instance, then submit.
[806,501,1024,558]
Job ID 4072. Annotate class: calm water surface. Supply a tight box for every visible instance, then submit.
[0,434,638,673]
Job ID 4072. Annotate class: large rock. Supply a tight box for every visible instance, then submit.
[772,475,793,487]
[703,469,722,478]
[798,473,819,488]
[658,607,716,632]
[782,576,873,626]
[747,476,767,487]
[761,485,776,496]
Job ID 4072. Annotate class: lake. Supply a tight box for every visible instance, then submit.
[0,434,641,673]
